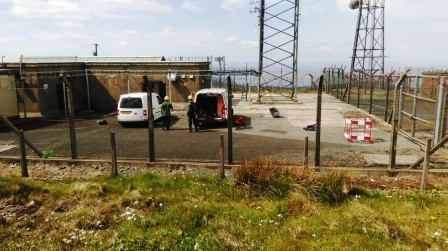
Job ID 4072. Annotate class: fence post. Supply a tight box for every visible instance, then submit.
[19,130,28,177]
[347,73,353,104]
[220,134,225,179]
[304,136,309,169]
[421,138,432,190]
[315,75,324,169]
[442,81,448,139]
[61,73,78,159]
[384,75,391,121]
[434,77,446,144]
[357,73,361,108]
[389,74,407,170]
[397,83,404,129]
[111,131,118,177]
[336,68,340,99]
[340,68,345,101]
[145,75,155,162]
[85,69,92,112]
[411,77,420,137]
[368,76,374,114]
[227,76,234,164]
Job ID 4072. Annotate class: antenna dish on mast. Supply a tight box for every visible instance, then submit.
[349,0,360,9]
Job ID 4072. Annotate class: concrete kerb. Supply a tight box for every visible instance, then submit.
[1,156,447,177]
[0,156,238,170]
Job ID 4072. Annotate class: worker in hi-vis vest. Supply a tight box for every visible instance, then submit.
[161,96,173,131]
[186,95,199,133]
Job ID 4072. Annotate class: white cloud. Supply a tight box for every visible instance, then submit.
[123,30,142,35]
[335,0,448,19]
[174,32,213,48]
[220,0,244,12]
[336,0,351,11]
[239,40,257,49]
[225,36,257,49]
[160,26,175,35]
[30,30,92,42]
[225,36,239,43]
[118,41,128,46]
[182,0,203,11]
[10,0,80,17]
[58,21,84,28]
[314,46,337,53]
[0,36,26,43]
[387,0,448,19]
[8,0,172,21]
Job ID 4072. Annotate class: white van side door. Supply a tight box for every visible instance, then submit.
[153,94,163,120]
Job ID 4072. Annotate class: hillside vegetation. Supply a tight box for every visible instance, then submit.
[1,161,447,250]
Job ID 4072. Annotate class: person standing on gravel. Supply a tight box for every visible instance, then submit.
[161,96,173,131]
[186,95,199,133]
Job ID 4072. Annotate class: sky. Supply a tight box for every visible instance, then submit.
[0,0,447,72]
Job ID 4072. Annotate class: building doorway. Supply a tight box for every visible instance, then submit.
[153,81,166,98]
[56,82,66,114]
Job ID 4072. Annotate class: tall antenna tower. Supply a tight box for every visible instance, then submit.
[349,0,385,78]
[252,0,301,101]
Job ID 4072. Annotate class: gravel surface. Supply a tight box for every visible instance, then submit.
[0,114,364,166]
[0,161,230,181]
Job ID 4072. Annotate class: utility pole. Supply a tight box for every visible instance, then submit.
[1,56,4,64]
[93,43,99,56]
[215,57,226,88]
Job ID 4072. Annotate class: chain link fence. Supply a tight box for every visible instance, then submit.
[0,67,447,169]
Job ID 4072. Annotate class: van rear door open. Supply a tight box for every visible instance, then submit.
[195,89,228,123]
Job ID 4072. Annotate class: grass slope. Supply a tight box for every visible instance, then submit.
[0,173,447,250]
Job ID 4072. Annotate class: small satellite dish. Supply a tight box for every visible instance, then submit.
[349,0,360,9]
[167,72,176,81]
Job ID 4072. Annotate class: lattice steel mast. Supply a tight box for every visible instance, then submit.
[349,0,385,77]
[253,0,300,101]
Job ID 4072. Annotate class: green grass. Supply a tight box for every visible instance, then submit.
[1,174,448,250]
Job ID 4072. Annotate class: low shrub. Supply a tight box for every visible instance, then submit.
[313,171,350,204]
[235,159,351,203]
[234,158,293,197]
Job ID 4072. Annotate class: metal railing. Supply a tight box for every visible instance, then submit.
[19,56,212,64]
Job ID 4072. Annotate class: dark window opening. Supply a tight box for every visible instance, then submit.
[120,98,143,109]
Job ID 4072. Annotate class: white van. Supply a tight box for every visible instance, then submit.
[117,92,163,125]
[195,88,229,124]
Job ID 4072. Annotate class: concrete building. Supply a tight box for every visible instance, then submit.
[421,70,448,98]
[0,69,19,119]
[0,56,212,117]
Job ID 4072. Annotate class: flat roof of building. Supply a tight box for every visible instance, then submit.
[422,70,448,77]
[18,56,212,64]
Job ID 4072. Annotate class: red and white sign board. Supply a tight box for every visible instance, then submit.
[344,117,374,143]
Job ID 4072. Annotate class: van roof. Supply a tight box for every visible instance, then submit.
[120,92,154,98]
[196,88,228,95]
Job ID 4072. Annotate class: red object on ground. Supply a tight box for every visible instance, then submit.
[234,116,245,127]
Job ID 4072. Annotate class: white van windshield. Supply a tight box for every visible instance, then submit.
[120,97,143,109]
